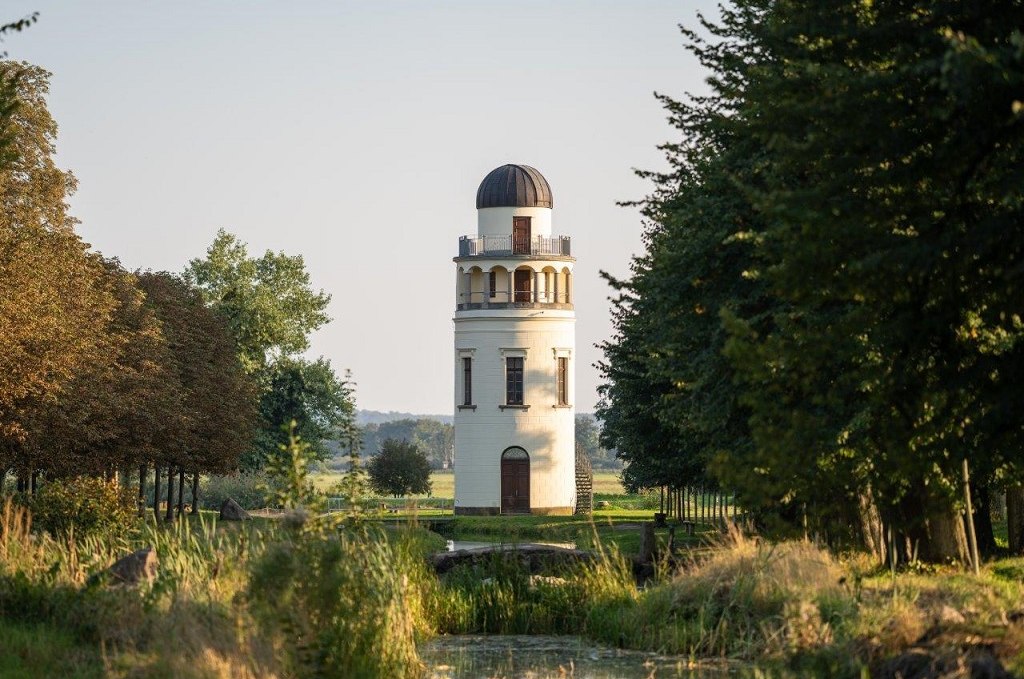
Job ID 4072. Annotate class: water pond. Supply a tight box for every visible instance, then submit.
[420,634,730,679]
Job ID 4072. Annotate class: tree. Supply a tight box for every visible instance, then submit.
[360,419,454,470]
[599,2,1024,562]
[367,439,432,498]
[17,259,183,481]
[184,229,331,375]
[0,62,115,447]
[184,230,353,473]
[718,1,1024,562]
[597,5,769,496]
[574,414,618,470]
[250,357,359,470]
[137,272,257,517]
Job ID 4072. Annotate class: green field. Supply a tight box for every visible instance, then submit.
[314,470,625,499]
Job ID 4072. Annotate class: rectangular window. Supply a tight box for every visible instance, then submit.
[557,357,569,406]
[505,357,524,406]
[488,271,497,299]
[462,357,472,406]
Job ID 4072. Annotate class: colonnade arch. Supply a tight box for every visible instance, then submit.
[456,264,572,306]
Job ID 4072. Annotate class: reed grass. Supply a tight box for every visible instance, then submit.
[4,495,1024,677]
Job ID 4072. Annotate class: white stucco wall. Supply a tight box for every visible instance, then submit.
[453,310,576,512]
[477,206,553,237]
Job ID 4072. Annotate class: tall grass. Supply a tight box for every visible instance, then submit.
[585,526,855,658]
[5,492,1024,677]
[246,522,424,679]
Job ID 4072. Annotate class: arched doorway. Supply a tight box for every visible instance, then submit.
[500,447,530,513]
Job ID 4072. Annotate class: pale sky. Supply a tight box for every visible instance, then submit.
[6,1,717,414]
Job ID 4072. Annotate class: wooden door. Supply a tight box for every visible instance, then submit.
[500,448,530,513]
[513,269,532,302]
[512,217,531,255]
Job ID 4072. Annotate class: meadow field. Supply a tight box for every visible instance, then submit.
[312,470,628,499]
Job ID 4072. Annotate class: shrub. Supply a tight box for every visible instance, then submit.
[247,527,422,679]
[200,471,283,510]
[590,526,856,658]
[28,477,136,541]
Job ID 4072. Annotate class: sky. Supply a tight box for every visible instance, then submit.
[5,1,718,415]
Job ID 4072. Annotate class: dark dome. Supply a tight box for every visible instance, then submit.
[476,164,553,209]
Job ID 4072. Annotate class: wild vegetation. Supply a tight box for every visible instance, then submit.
[3,2,1024,677]
[598,0,1024,564]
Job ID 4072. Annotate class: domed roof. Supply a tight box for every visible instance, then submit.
[476,164,553,209]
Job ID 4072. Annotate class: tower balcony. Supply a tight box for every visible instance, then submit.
[458,234,571,258]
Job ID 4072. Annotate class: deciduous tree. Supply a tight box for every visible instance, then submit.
[0,62,114,448]
[367,439,431,498]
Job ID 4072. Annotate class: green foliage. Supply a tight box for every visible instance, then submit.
[249,357,358,470]
[184,229,357,473]
[360,417,453,469]
[246,529,422,679]
[184,228,331,375]
[199,471,283,511]
[27,477,136,541]
[263,422,322,511]
[575,413,619,469]
[597,1,1024,560]
[367,438,432,498]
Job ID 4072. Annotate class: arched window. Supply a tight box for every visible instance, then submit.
[501,446,529,461]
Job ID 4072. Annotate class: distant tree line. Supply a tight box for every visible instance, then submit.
[351,413,617,471]
[0,61,358,515]
[598,2,1024,564]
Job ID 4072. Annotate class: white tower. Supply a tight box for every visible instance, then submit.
[453,164,576,515]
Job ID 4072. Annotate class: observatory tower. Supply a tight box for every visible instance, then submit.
[453,164,576,515]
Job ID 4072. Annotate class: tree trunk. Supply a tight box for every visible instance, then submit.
[638,522,656,564]
[30,471,38,494]
[1007,485,1024,555]
[177,469,186,517]
[153,465,162,521]
[165,468,176,523]
[190,471,200,514]
[917,509,969,564]
[858,489,887,566]
[974,484,996,555]
[138,463,147,518]
[16,474,24,493]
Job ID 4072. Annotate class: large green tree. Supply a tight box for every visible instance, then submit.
[719,0,1024,562]
[600,2,1024,562]
[184,230,353,471]
[597,5,770,496]
[251,357,358,470]
[184,229,331,374]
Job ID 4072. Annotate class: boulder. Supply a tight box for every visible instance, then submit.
[220,498,251,521]
[936,605,966,626]
[107,547,158,585]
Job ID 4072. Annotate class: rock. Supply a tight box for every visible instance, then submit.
[528,575,567,590]
[936,605,966,626]
[596,500,612,509]
[878,649,1011,679]
[219,498,251,521]
[106,547,158,585]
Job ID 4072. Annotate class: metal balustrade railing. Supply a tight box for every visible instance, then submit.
[458,235,571,257]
